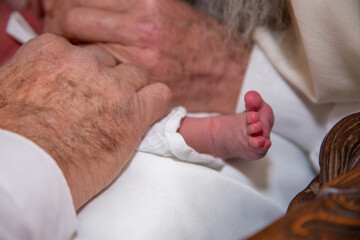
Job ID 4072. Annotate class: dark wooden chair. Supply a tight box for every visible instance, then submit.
[248,112,360,239]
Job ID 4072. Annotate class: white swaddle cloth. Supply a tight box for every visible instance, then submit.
[138,107,224,169]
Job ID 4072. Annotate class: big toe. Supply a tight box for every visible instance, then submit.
[245,91,263,111]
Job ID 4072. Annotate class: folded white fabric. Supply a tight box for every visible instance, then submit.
[138,107,224,169]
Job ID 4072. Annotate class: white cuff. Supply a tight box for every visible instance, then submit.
[0,130,76,240]
[6,11,37,44]
[138,107,224,169]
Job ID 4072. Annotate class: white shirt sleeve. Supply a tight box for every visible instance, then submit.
[0,129,77,240]
[137,107,224,169]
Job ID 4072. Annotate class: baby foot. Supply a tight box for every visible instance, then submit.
[178,91,274,160]
[241,90,274,159]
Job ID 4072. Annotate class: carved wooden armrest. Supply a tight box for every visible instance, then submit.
[248,112,360,239]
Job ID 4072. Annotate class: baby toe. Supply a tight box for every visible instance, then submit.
[249,136,265,148]
[245,91,263,111]
[263,139,272,149]
[247,122,263,135]
[246,111,260,125]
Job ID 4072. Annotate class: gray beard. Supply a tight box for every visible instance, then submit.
[187,0,291,43]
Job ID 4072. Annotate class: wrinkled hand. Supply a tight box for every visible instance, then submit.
[43,0,250,113]
[0,33,172,209]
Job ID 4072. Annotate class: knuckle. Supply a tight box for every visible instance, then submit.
[28,33,60,50]
[35,32,61,43]
[33,33,70,54]
[23,34,70,72]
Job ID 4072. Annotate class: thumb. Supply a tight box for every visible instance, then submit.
[136,82,172,130]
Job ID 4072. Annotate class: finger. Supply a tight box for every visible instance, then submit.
[58,7,144,45]
[75,0,135,12]
[111,64,150,91]
[79,44,118,67]
[99,43,134,65]
[45,0,135,13]
[100,43,183,82]
[136,82,173,128]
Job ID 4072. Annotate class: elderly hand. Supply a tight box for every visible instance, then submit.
[43,0,250,113]
[0,33,172,210]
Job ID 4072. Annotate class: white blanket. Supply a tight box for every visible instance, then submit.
[75,133,314,240]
